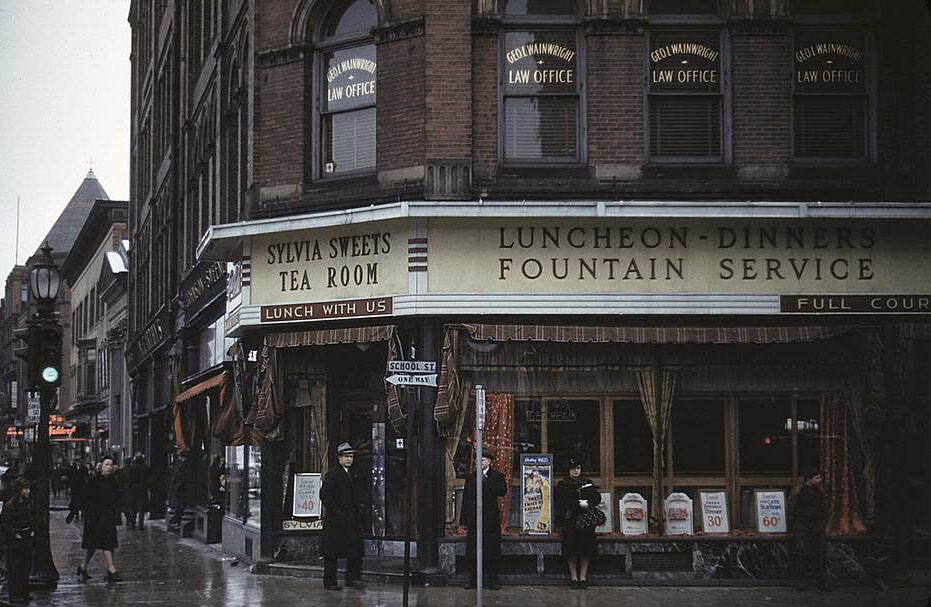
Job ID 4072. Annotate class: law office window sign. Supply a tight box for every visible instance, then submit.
[649,36,720,92]
[794,33,866,94]
[321,45,376,175]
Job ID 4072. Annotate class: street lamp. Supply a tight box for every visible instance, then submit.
[28,242,61,589]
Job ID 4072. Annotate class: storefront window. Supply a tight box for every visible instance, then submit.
[671,399,725,474]
[739,398,792,474]
[246,446,261,527]
[501,2,582,163]
[796,398,821,471]
[614,399,653,475]
[546,399,599,474]
[226,445,245,519]
[317,0,377,176]
[511,399,542,474]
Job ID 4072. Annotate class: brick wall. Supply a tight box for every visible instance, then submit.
[377,36,426,173]
[425,0,472,159]
[587,33,645,170]
[472,32,499,181]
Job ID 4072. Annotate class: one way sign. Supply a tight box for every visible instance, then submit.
[385,373,438,387]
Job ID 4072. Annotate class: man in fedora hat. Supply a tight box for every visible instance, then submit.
[460,449,507,590]
[320,442,366,590]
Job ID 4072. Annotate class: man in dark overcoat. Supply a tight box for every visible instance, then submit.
[319,442,366,591]
[129,453,151,529]
[789,466,829,591]
[460,452,507,589]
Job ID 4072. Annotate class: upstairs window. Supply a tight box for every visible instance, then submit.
[501,0,583,164]
[649,0,720,15]
[793,30,869,160]
[647,28,723,161]
[317,0,377,177]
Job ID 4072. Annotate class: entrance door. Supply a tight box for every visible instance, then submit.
[340,400,375,534]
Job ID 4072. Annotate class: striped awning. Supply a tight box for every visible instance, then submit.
[461,324,854,344]
[174,371,226,404]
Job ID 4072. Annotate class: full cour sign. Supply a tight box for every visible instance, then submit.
[650,32,720,92]
[794,32,866,93]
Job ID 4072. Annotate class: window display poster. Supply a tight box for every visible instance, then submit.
[595,491,613,533]
[292,473,322,518]
[664,492,694,536]
[699,490,730,534]
[520,454,552,534]
[620,493,648,536]
[755,490,787,533]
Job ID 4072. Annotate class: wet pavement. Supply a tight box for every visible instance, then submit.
[2,507,927,606]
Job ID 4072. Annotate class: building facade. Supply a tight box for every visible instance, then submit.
[136,0,931,582]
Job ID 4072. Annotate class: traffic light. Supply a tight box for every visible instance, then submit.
[37,321,63,388]
[13,323,40,388]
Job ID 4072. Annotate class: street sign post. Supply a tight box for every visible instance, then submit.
[475,385,486,607]
[385,373,438,386]
[27,392,40,424]
[387,360,436,374]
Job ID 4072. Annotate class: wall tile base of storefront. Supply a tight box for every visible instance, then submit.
[273,536,418,562]
[438,536,880,584]
[222,516,262,563]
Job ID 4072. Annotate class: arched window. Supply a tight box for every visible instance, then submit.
[500,0,583,163]
[317,0,377,177]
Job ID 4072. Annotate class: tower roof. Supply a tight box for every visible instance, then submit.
[34,170,110,262]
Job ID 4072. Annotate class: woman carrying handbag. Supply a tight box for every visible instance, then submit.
[0,478,35,604]
[554,457,603,589]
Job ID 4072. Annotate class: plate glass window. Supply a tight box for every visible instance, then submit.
[502,1,581,163]
[318,0,377,176]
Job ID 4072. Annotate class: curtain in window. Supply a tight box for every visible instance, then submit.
[821,395,867,535]
[469,392,515,534]
[635,366,678,523]
[435,327,462,435]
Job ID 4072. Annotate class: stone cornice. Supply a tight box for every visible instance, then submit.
[373,16,425,44]
[256,45,307,69]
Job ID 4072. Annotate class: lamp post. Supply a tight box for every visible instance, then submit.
[28,242,62,589]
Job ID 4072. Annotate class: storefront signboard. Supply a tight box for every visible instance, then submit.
[520,454,553,535]
[428,219,931,297]
[664,492,694,536]
[292,473,322,518]
[699,490,730,534]
[26,392,40,424]
[596,491,613,533]
[620,493,648,536]
[755,490,788,533]
[282,519,323,530]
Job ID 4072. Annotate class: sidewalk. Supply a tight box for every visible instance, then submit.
[2,509,927,606]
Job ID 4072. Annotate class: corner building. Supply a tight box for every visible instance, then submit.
[147,0,931,582]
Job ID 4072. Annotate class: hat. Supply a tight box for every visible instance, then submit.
[337,442,356,456]
[567,456,583,470]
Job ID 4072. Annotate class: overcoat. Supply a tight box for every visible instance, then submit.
[130,462,151,511]
[82,474,120,550]
[460,467,508,561]
[555,476,601,557]
[319,464,365,560]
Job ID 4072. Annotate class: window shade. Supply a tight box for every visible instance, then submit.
[505,97,578,160]
[793,96,866,158]
[323,107,376,173]
[649,95,721,158]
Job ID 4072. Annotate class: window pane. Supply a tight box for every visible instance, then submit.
[323,107,376,174]
[546,399,600,474]
[650,30,721,93]
[505,96,578,160]
[324,0,377,39]
[649,0,719,14]
[324,45,377,113]
[504,31,578,95]
[226,445,245,518]
[796,398,821,471]
[649,95,721,158]
[739,398,792,474]
[794,96,866,158]
[512,399,542,474]
[505,0,577,16]
[671,399,725,474]
[614,400,653,475]
[246,446,261,527]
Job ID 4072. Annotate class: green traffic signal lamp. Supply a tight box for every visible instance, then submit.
[38,322,62,388]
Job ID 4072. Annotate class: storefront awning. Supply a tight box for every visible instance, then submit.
[173,371,228,452]
[175,372,226,404]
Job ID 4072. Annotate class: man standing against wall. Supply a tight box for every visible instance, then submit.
[320,442,366,591]
[461,451,507,590]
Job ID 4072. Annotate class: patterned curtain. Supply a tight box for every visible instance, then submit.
[254,346,284,441]
[635,366,678,523]
[434,327,462,436]
[443,383,472,528]
[822,395,867,535]
[469,392,515,534]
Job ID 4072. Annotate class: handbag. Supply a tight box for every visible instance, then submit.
[574,506,606,530]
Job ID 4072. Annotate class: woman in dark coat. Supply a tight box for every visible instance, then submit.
[78,456,122,584]
[0,478,35,603]
[555,457,601,589]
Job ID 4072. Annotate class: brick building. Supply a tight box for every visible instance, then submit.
[133,0,931,582]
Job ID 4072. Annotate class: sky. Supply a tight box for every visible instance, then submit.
[0,0,130,283]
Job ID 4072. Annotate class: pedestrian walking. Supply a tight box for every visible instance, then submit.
[460,451,507,590]
[0,478,35,604]
[118,461,133,527]
[554,458,601,589]
[77,456,122,584]
[789,465,830,592]
[66,462,88,523]
[319,442,366,591]
[129,453,151,529]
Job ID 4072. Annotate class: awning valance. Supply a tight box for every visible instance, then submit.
[175,371,226,404]
[173,371,228,452]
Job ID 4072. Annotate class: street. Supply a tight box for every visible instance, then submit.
[1,509,924,607]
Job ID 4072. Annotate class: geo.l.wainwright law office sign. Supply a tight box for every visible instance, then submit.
[236,216,930,328]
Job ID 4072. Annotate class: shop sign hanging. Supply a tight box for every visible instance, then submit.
[26,392,40,424]
[664,492,694,536]
[755,490,787,533]
[620,493,648,536]
[520,454,553,535]
[699,490,730,534]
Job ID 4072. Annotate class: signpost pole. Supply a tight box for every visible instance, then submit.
[474,385,485,607]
